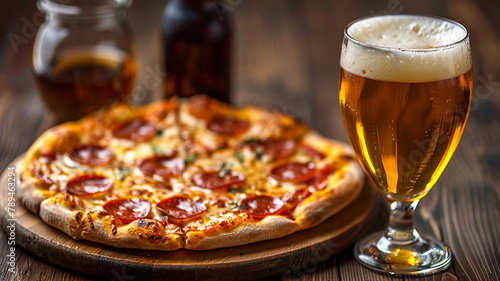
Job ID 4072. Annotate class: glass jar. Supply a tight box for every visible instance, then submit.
[161,0,232,103]
[32,0,136,122]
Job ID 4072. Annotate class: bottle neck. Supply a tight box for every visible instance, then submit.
[174,0,215,8]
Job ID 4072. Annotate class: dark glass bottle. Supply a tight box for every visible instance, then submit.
[161,0,232,103]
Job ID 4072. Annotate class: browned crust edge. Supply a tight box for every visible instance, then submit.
[293,132,364,229]
[185,216,299,250]
[39,198,184,251]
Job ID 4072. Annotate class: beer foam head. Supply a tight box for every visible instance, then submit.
[340,15,471,82]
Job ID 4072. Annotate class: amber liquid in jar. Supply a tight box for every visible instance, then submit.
[33,47,135,122]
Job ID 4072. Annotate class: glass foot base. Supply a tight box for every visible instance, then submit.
[354,230,452,275]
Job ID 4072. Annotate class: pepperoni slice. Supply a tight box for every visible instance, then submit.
[282,188,312,209]
[270,162,316,182]
[156,196,206,225]
[299,144,326,159]
[207,115,250,136]
[69,145,114,166]
[263,139,296,160]
[188,95,216,118]
[103,198,151,224]
[243,139,297,161]
[112,119,157,142]
[307,165,335,190]
[138,155,185,178]
[240,195,285,219]
[192,171,246,190]
[67,175,112,197]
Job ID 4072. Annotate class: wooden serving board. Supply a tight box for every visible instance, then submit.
[0,156,381,280]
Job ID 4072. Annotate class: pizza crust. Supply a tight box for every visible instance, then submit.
[17,175,53,216]
[39,197,184,251]
[293,132,364,229]
[185,216,299,250]
[18,123,83,214]
[294,161,364,229]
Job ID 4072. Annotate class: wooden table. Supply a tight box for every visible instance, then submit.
[1,0,499,280]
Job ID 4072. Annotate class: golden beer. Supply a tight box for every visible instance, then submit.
[341,15,472,274]
[339,68,472,201]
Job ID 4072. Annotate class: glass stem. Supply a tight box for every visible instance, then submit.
[385,200,420,244]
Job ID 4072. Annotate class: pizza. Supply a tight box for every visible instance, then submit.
[18,95,364,251]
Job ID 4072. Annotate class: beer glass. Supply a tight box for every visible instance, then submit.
[339,15,472,274]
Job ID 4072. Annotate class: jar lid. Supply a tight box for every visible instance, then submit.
[38,0,132,16]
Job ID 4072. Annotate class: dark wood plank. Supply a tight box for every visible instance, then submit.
[437,112,500,280]
[436,1,500,278]
[338,250,401,281]
[270,247,341,281]
[1,232,104,281]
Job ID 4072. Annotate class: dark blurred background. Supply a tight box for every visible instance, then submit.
[1,0,499,143]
